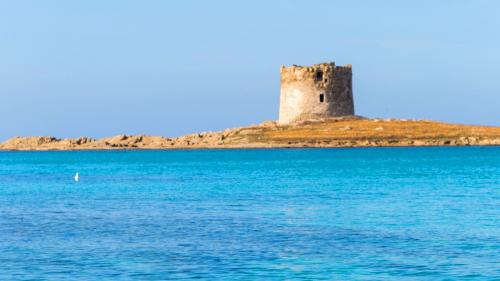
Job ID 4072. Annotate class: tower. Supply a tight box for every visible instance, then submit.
[278,62,355,124]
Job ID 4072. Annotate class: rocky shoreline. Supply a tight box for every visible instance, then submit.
[1,117,499,150]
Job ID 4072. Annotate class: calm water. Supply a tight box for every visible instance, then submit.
[0,147,499,280]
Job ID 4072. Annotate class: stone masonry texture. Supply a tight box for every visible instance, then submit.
[279,62,355,124]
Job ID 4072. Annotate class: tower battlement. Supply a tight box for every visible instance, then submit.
[278,61,355,124]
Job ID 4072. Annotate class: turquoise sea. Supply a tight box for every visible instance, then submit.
[0,147,499,280]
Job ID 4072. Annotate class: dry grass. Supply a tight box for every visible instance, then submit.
[260,119,500,142]
[1,118,499,150]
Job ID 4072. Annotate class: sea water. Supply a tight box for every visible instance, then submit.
[0,147,499,280]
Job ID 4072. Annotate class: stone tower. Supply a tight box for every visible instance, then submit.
[279,62,354,124]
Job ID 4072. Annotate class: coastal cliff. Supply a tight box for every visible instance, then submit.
[1,117,500,150]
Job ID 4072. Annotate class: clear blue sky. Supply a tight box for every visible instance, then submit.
[1,0,499,140]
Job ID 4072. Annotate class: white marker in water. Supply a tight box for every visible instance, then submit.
[74,172,79,182]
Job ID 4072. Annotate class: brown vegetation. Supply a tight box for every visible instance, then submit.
[1,117,499,150]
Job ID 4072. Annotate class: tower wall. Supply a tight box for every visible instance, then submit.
[278,62,354,124]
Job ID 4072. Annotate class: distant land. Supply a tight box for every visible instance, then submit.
[1,117,499,150]
[4,62,498,151]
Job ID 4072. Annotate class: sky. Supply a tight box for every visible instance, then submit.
[0,0,499,140]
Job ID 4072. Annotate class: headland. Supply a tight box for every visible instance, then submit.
[1,116,499,150]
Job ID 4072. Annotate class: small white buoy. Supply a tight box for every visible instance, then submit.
[74,172,79,182]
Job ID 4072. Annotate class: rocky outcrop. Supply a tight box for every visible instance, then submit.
[1,117,499,150]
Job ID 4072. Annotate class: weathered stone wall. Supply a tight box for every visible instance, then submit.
[279,62,355,124]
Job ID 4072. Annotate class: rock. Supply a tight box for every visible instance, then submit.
[1,119,499,150]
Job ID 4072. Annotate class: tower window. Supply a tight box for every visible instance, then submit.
[319,94,325,103]
[316,71,323,81]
